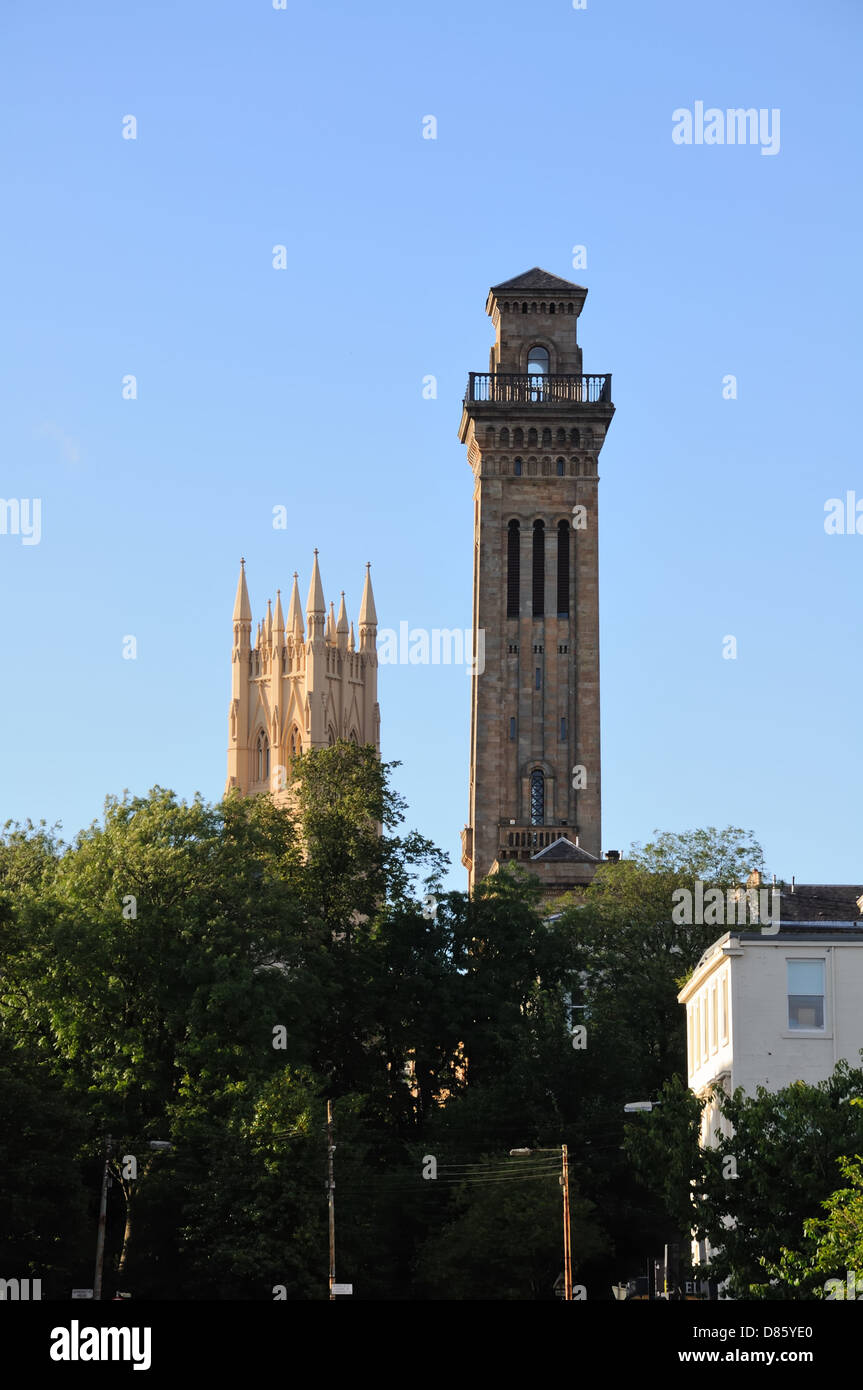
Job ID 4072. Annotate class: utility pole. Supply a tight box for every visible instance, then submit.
[93,1134,113,1301]
[561,1143,573,1301]
[326,1102,336,1301]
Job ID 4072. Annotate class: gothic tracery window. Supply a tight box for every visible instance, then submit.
[256,731,270,782]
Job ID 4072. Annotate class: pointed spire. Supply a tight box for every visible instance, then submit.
[359,562,377,627]
[349,620,356,652]
[306,548,325,616]
[273,588,285,643]
[265,598,273,641]
[337,591,349,650]
[327,600,336,644]
[287,572,304,641]
[232,558,252,623]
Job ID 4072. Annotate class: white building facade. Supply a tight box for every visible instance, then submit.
[677,883,863,1284]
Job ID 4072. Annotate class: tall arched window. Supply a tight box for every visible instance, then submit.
[557,519,570,617]
[527,346,549,402]
[530,769,545,826]
[256,731,269,782]
[532,520,545,617]
[290,727,301,758]
[507,520,520,618]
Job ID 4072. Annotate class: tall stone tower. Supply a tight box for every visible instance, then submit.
[226,553,379,799]
[459,269,615,895]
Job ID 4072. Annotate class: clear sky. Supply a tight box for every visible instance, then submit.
[2,0,862,889]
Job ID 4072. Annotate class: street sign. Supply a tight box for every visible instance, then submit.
[71,1289,93,1299]
[332,1283,353,1296]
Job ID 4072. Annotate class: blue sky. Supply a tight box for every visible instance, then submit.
[2,0,862,889]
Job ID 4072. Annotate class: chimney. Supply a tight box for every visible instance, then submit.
[606,850,621,863]
[791,876,795,893]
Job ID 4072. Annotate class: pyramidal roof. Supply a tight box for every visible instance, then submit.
[530,837,600,864]
[491,267,587,293]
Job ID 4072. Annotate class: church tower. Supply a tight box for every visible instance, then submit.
[459,269,615,895]
[226,554,379,800]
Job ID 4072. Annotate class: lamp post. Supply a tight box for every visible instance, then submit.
[509,1146,572,1300]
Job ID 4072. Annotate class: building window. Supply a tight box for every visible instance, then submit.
[507,520,520,618]
[560,716,566,740]
[527,346,549,402]
[530,769,544,825]
[788,959,825,1029]
[710,987,718,1052]
[256,731,269,782]
[527,345,549,374]
[720,977,728,1043]
[535,666,541,690]
[557,519,570,616]
[514,457,523,476]
[509,716,516,740]
[556,457,565,476]
[532,520,545,617]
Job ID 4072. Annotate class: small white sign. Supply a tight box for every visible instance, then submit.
[332,1283,353,1296]
[71,1289,94,1299]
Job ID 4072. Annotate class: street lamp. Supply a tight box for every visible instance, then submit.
[509,1146,573,1300]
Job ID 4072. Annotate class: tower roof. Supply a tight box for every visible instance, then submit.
[232,560,252,623]
[359,562,377,627]
[286,572,304,640]
[490,267,587,293]
[336,591,349,635]
[306,549,325,615]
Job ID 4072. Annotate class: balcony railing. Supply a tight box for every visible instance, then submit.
[466,373,612,405]
[501,826,572,851]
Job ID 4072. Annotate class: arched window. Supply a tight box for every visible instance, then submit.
[513,457,523,476]
[532,520,545,617]
[527,427,537,446]
[570,428,580,446]
[542,428,551,445]
[530,769,545,826]
[327,726,336,746]
[349,729,359,746]
[507,520,520,618]
[513,428,524,447]
[527,346,549,402]
[290,727,301,758]
[500,427,509,445]
[256,731,269,782]
[557,519,570,616]
[556,457,565,476]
